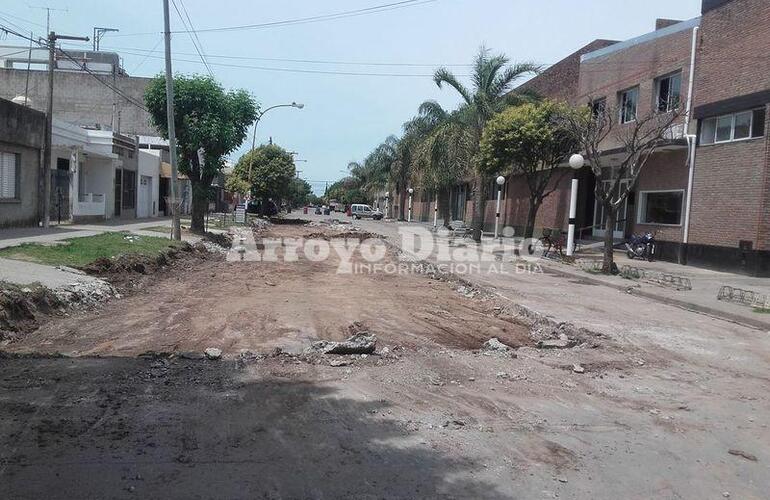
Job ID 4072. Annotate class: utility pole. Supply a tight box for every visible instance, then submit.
[163,0,181,241]
[42,30,89,228]
[92,27,119,51]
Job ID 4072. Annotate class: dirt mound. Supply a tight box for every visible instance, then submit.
[79,242,214,292]
[203,231,232,249]
[0,283,65,342]
[302,231,384,241]
[269,217,310,225]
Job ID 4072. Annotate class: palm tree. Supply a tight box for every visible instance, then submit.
[412,102,476,227]
[432,46,539,241]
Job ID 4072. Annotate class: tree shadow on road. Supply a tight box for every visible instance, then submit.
[0,357,513,499]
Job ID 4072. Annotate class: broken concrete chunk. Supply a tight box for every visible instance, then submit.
[483,338,511,352]
[204,347,222,360]
[538,334,577,349]
[572,364,585,374]
[308,332,377,355]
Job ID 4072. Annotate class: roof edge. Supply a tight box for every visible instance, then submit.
[581,17,701,63]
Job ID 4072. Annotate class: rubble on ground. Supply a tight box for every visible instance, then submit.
[482,337,516,357]
[52,280,118,310]
[538,334,577,349]
[251,218,271,232]
[0,282,64,341]
[204,347,222,360]
[203,231,232,249]
[307,332,377,355]
[0,279,118,342]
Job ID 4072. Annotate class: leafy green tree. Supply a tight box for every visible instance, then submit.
[144,74,258,232]
[480,101,578,238]
[286,178,313,208]
[432,47,539,241]
[226,144,296,214]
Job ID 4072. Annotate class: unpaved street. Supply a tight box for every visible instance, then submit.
[1,220,769,499]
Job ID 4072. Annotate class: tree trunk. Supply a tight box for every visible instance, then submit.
[398,189,407,221]
[470,172,485,242]
[524,197,541,239]
[190,181,209,233]
[439,187,451,228]
[602,205,616,274]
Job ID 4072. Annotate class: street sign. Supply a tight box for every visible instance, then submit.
[235,205,246,224]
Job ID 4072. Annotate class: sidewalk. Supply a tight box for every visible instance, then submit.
[0,258,104,289]
[0,218,187,249]
[319,214,770,331]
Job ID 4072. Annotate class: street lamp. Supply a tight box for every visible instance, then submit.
[494,175,506,240]
[249,102,304,176]
[566,153,585,257]
[407,188,414,222]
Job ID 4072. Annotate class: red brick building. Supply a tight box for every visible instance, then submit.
[403,0,770,275]
[687,0,770,274]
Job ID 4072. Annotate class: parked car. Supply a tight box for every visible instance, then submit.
[246,200,278,216]
[351,204,383,220]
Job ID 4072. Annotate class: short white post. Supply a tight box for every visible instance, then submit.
[433,192,438,229]
[566,153,585,257]
[407,188,414,222]
[494,176,505,240]
[384,191,389,219]
[567,178,578,257]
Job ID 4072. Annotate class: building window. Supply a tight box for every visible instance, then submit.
[655,71,682,112]
[700,108,766,145]
[591,97,607,117]
[0,152,19,199]
[619,87,639,123]
[122,169,136,209]
[638,190,684,226]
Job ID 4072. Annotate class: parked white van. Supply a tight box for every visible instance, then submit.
[350,204,383,220]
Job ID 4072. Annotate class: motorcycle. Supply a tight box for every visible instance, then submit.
[625,231,656,261]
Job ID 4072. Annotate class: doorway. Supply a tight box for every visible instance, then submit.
[137,175,153,218]
[593,179,630,239]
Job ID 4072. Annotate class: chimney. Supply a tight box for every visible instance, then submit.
[656,18,682,30]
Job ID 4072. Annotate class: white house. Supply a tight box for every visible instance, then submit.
[137,149,160,218]
[51,121,160,222]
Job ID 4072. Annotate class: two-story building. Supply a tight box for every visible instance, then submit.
[686,0,770,275]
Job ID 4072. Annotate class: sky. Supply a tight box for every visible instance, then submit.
[1,0,701,194]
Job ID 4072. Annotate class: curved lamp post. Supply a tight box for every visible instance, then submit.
[567,154,585,257]
[249,102,304,176]
[407,188,414,222]
[494,175,506,240]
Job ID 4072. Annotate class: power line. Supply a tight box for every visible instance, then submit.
[114,48,469,77]
[96,44,473,68]
[112,0,438,37]
[171,0,214,78]
[0,9,45,29]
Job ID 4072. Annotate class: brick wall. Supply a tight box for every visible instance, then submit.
[578,22,695,151]
[694,0,770,104]
[688,0,770,250]
[501,171,571,236]
[630,150,689,242]
[516,40,617,104]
